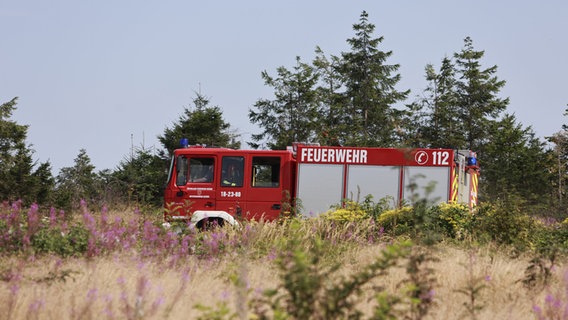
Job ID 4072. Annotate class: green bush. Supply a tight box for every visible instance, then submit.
[471,200,534,248]
[248,235,415,320]
[31,225,89,257]
[427,202,472,240]
[360,194,395,221]
[377,206,414,236]
[0,217,24,253]
[323,200,368,222]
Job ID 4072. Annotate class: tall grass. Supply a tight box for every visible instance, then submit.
[1,200,568,319]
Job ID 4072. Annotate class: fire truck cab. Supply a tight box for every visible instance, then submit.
[164,143,479,227]
[164,145,296,227]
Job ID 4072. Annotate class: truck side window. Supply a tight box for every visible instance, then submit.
[190,158,215,183]
[221,156,244,187]
[251,157,280,187]
[176,156,188,186]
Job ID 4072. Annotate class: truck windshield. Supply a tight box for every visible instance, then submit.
[166,155,175,185]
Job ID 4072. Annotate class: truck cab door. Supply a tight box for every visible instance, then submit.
[186,156,217,211]
[171,156,217,217]
[246,156,286,221]
[216,156,246,219]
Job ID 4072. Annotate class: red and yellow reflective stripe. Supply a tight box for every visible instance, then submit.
[470,172,478,207]
[451,169,458,202]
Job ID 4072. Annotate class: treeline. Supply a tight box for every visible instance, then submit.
[0,94,239,211]
[1,11,567,216]
[250,11,566,215]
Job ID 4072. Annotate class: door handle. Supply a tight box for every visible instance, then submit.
[271,204,281,210]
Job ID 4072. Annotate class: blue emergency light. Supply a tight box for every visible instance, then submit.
[180,138,189,148]
[467,152,477,166]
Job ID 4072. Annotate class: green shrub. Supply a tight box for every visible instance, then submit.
[0,218,25,254]
[428,202,472,240]
[376,202,474,243]
[471,200,534,248]
[360,194,395,221]
[248,235,414,320]
[31,225,89,257]
[377,206,414,235]
[323,200,368,222]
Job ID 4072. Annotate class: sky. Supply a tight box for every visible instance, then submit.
[2,1,567,174]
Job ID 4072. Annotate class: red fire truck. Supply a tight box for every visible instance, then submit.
[163,142,479,227]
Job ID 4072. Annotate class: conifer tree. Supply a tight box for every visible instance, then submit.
[408,38,552,204]
[413,58,463,148]
[249,11,408,148]
[312,47,347,146]
[159,92,240,155]
[0,97,54,204]
[482,114,552,204]
[454,37,509,152]
[413,37,508,152]
[29,161,55,205]
[547,107,568,208]
[112,147,166,206]
[54,149,100,209]
[249,56,320,149]
[338,11,409,147]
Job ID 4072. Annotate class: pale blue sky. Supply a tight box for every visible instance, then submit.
[2,1,567,173]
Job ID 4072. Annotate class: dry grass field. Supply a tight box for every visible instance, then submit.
[2,203,568,320]
[1,242,566,319]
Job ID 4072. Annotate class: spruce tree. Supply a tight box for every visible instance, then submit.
[54,149,100,209]
[0,97,54,204]
[414,37,508,152]
[338,11,409,147]
[312,47,347,146]
[29,161,55,205]
[113,147,167,206]
[547,107,568,208]
[482,114,552,204]
[159,92,240,155]
[414,58,464,148]
[454,37,509,152]
[408,38,552,205]
[249,56,320,149]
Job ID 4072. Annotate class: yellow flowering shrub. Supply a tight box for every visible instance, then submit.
[433,202,472,239]
[376,206,413,235]
[324,201,368,222]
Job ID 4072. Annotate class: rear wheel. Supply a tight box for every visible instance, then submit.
[196,217,225,231]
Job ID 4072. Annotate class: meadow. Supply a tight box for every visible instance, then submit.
[1,200,568,319]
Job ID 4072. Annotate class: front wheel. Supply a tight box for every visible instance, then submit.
[196,217,225,231]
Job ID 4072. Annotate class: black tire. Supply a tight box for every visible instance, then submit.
[196,217,225,231]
